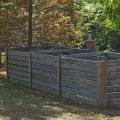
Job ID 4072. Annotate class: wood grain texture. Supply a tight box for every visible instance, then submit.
[8,64,29,72]
[8,59,29,67]
[107,85,120,92]
[32,68,57,78]
[97,60,107,107]
[61,81,97,93]
[61,76,97,87]
[8,69,29,77]
[8,50,29,56]
[9,73,29,82]
[8,55,29,62]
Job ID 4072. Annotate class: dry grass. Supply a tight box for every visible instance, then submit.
[0,82,119,120]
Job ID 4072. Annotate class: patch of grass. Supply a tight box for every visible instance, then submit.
[0,83,120,120]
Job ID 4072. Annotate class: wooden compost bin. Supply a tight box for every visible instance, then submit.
[6,47,92,95]
[6,47,120,107]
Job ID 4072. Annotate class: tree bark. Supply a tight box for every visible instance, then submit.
[0,51,2,68]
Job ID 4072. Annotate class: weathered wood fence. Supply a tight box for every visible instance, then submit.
[6,48,120,107]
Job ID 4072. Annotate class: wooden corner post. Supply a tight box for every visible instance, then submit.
[97,60,107,107]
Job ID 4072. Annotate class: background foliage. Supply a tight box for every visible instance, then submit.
[0,0,120,51]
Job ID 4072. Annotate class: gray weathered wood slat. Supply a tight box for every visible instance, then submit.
[8,55,29,62]
[107,85,120,92]
[108,99,120,106]
[32,48,92,55]
[61,64,98,74]
[65,54,99,61]
[32,68,57,78]
[61,57,99,67]
[32,73,57,82]
[8,64,29,72]
[61,68,98,79]
[32,83,59,95]
[61,86,96,99]
[108,79,120,86]
[32,58,58,67]
[8,50,29,56]
[61,71,98,81]
[107,92,120,100]
[8,59,29,67]
[61,74,98,86]
[61,62,98,73]
[67,52,97,58]
[108,66,120,73]
[32,63,57,72]
[108,73,120,80]
[31,52,58,60]
[8,69,29,77]
[61,81,97,93]
[9,73,29,82]
[9,78,30,85]
[61,60,98,68]
[107,52,120,60]
[107,60,120,67]
[32,77,58,86]
[32,78,58,89]
[62,93,97,106]
[33,49,71,53]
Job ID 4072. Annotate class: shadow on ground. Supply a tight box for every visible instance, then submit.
[0,82,120,120]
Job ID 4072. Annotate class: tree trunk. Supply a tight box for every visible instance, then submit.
[0,51,2,68]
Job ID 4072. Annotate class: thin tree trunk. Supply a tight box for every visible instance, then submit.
[0,51,2,68]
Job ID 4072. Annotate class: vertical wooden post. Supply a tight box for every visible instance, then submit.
[58,54,62,96]
[29,50,32,88]
[97,60,107,107]
[5,48,9,82]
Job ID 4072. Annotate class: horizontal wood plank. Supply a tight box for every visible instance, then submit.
[107,60,120,67]
[8,55,29,62]
[8,50,29,56]
[107,85,120,92]
[8,69,29,77]
[32,73,57,82]
[107,92,120,100]
[8,59,29,67]
[9,73,29,82]
[32,58,58,67]
[32,68,57,78]
[32,63,57,73]
[61,74,98,86]
[61,81,97,94]
[8,64,29,72]
[61,68,98,79]
[61,57,99,67]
